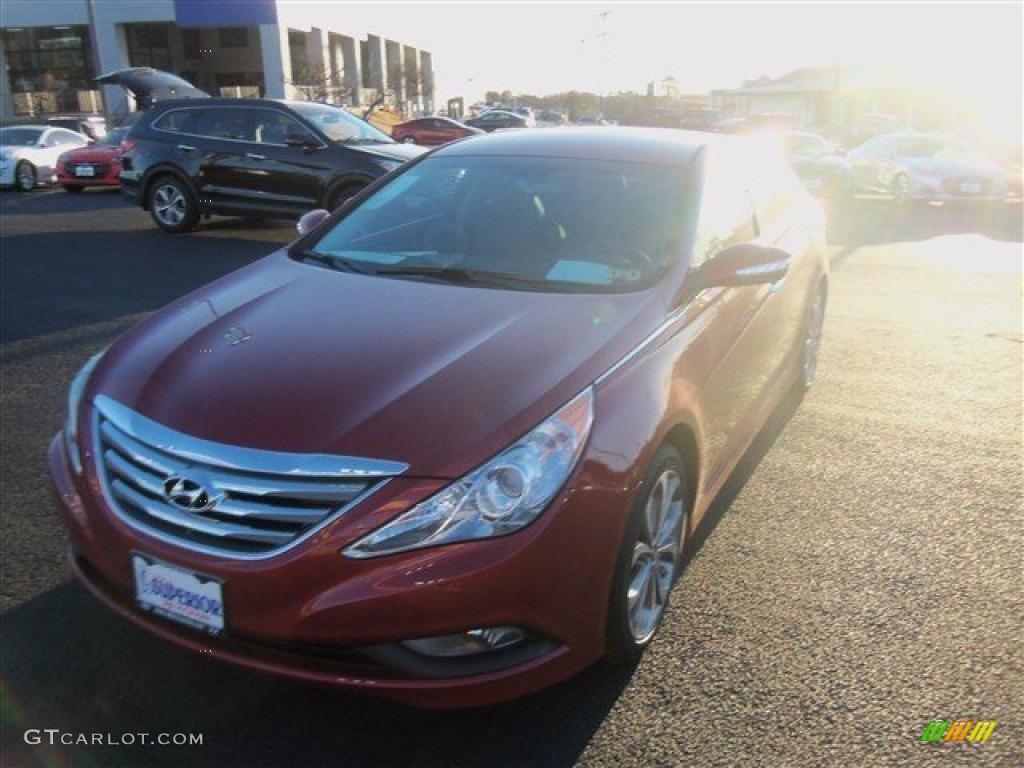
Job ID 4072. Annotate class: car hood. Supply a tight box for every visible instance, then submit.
[95,67,209,108]
[60,145,122,162]
[90,251,664,479]
[348,142,426,162]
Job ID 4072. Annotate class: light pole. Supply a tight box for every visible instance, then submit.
[597,10,610,117]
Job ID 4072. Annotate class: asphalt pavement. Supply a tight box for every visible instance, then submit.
[1,188,1021,767]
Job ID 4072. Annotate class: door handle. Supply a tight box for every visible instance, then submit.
[247,153,266,161]
[177,144,197,152]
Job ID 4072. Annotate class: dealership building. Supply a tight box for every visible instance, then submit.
[0,0,435,121]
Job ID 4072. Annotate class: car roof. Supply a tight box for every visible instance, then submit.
[432,126,722,166]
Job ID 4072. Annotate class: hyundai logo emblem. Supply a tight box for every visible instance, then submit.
[163,474,221,513]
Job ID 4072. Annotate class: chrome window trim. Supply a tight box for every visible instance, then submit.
[94,395,407,477]
[151,106,328,150]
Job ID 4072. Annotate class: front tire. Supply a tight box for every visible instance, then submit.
[891,173,911,204]
[607,444,689,665]
[15,161,36,192]
[795,283,827,393]
[148,175,199,233]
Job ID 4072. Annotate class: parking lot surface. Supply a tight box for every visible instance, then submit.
[2,188,1021,767]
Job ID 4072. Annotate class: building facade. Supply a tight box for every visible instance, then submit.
[1,0,434,121]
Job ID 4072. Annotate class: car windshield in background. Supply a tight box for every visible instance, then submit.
[300,155,689,293]
[0,127,44,146]
[289,102,393,144]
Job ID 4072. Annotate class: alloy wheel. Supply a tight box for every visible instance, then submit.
[801,287,827,389]
[15,162,36,191]
[152,183,187,227]
[627,467,685,644]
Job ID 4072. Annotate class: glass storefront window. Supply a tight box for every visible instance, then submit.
[2,25,100,114]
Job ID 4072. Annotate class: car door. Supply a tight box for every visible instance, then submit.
[687,148,781,487]
[244,108,332,211]
[38,128,87,176]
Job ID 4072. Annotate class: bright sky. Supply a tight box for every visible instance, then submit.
[294,1,1021,129]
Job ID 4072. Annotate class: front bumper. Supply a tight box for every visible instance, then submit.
[48,434,623,709]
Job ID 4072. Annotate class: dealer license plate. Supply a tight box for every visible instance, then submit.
[132,553,225,635]
[74,166,95,177]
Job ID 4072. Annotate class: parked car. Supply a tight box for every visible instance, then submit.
[57,126,131,192]
[772,130,851,200]
[391,116,483,146]
[50,127,828,709]
[47,115,108,140]
[846,131,1012,203]
[464,109,534,132]
[118,98,425,232]
[535,110,568,128]
[0,125,90,191]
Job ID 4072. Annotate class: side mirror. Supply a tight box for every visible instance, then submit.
[296,208,330,236]
[696,243,791,288]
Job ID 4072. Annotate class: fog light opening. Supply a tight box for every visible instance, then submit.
[402,626,528,658]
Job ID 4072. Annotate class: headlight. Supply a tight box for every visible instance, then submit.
[64,349,106,474]
[344,387,594,558]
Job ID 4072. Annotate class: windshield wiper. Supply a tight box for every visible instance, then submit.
[296,249,375,275]
[369,265,593,292]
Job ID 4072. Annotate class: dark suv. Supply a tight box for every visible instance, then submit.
[119,98,424,232]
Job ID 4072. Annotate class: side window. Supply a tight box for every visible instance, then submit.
[153,109,199,134]
[252,110,315,145]
[693,151,758,266]
[192,108,255,142]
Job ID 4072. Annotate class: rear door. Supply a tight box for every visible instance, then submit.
[186,107,257,208]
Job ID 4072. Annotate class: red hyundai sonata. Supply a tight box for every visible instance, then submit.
[50,127,828,709]
[56,126,131,192]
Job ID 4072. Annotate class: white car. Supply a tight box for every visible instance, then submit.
[846,132,1011,203]
[0,125,90,191]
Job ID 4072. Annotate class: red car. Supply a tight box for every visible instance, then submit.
[50,128,828,709]
[391,116,483,146]
[57,126,131,192]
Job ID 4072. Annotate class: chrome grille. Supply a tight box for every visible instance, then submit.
[92,395,406,558]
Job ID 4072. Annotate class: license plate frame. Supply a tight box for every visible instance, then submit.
[132,552,226,636]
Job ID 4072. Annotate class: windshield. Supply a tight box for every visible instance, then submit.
[289,102,393,144]
[0,127,44,146]
[299,155,690,293]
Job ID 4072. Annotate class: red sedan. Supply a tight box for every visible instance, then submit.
[391,116,483,146]
[56,126,130,192]
[50,128,828,709]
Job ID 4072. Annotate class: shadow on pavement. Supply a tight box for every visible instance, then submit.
[2,580,634,768]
